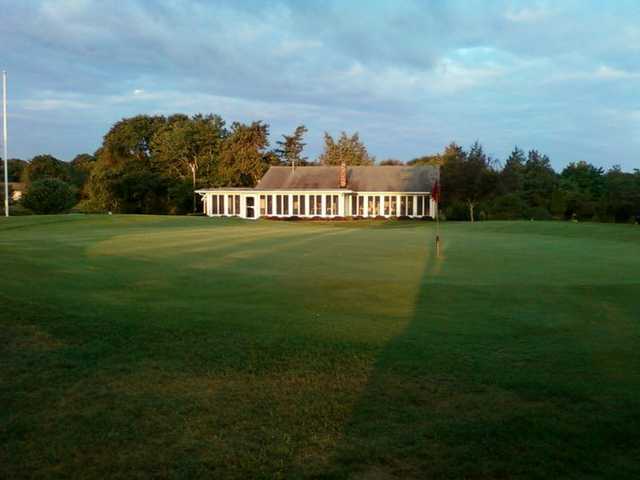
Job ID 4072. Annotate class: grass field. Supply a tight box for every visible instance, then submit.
[1,215,640,479]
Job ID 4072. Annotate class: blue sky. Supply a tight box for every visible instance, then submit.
[1,0,639,170]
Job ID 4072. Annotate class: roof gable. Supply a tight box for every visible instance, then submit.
[256,165,439,192]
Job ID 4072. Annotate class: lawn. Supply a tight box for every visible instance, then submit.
[1,215,639,479]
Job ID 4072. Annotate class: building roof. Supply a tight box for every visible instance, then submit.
[255,165,439,192]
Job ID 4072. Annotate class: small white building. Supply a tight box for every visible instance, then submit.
[196,163,439,220]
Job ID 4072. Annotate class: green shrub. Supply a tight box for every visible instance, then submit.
[22,178,77,214]
[72,198,106,214]
[526,206,552,220]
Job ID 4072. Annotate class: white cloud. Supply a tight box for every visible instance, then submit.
[505,6,552,23]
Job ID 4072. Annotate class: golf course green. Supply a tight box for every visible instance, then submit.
[1,215,639,479]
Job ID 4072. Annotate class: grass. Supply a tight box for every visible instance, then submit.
[1,215,639,479]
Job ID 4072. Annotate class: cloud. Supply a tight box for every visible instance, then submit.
[505,6,553,23]
[1,0,639,169]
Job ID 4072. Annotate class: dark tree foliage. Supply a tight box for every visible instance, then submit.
[22,154,71,184]
[441,142,497,222]
[6,158,28,182]
[25,111,637,222]
[275,125,308,167]
[421,142,639,223]
[318,131,373,165]
[22,178,77,214]
[217,121,272,187]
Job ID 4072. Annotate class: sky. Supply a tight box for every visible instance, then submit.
[1,0,639,170]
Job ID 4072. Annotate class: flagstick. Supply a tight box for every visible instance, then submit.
[435,204,441,258]
[2,71,8,217]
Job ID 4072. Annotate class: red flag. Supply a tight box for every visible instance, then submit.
[431,180,440,203]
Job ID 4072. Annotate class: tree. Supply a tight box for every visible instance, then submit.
[500,146,526,194]
[87,115,171,213]
[441,142,497,222]
[22,154,71,184]
[152,114,227,211]
[69,153,97,198]
[603,166,640,222]
[379,159,404,165]
[408,154,443,166]
[99,115,168,168]
[218,121,272,186]
[523,150,557,209]
[22,178,77,214]
[275,125,308,167]
[318,131,373,165]
[561,161,605,198]
[6,158,28,182]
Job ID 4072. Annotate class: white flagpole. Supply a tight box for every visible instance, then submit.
[2,70,8,217]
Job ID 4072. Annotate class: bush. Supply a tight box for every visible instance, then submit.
[72,198,106,214]
[22,178,77,214]
[489,193,528,220]
[526,206,552,221]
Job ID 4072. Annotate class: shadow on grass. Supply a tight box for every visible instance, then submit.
[311,256,640,479]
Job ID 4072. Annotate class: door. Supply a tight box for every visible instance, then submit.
[246,196,255,218]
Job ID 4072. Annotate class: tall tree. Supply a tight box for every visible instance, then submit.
[318,131,373,165]
[523,150,557,208]
[217,121,272,186]
[500,146,526,194]
[275,125,308,167]
[6,158,27,182]
[441,142,497,222]
[87,115,170,213]
[152,114,227,211]
[21,154,71,184]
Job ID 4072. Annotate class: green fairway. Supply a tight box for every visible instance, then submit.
[1,216,639,479]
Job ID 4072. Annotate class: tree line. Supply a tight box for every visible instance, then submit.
[3,113,639,222]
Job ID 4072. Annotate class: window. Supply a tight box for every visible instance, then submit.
[260,195,266,215]
[332,195,339,216]
[283,195,289,215]
[300,195,306,216]
[368,196,379,216]
[407,196,414,216]
[325,195,332,216]
[358,196,364,216]
[267,195,273,215]
[400,196,407,216]
[235,195,240,215]
[423,195,430,216]
[390,196,397,216]
[227,195,233,215]
[352,196,358,216]
[384,196,390,216]
[276,195,283,215]
[316,195,322,215]
[211,195,218,215]
[292,195,299,215]
[218,195,225,215]
[416,196,423,216]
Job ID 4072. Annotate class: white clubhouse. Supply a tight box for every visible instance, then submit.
[196,163,439,220]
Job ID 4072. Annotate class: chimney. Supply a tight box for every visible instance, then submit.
[339,161,347,188]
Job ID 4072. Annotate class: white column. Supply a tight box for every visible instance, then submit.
[288,194,293,217]
[363,194,368,218]
[224,195,229,216]
[430,196,437,218]
[412,195,417,218]
[396,195,401,217]
[206,194,212,216]
[321,194,326,217]
[338,194,345,217]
